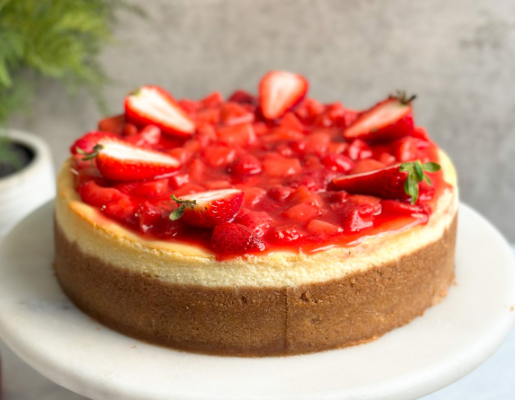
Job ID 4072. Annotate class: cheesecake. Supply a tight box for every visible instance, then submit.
[54,71,458,356]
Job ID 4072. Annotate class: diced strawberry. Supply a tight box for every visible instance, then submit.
[235,209,272,237]
[188,159,205,181]
[220,102,255,126]
[283,203,319,222]
[315,103,347,128]
[200,92,224,108]
[204,180,232,190]
[252,121,269,136]
[379,152,396,165]
[350,159,385,175]
[131,179,170,198]
[167,147,191,164]
[291,185,323,207]
[261,128,304,143]
[381,199,431,217]
[242,187,266,208]
[229,154,262,176]
[329,191,349,204]
[327,142,348,155]
[396,136,419,162]
[294,98,324,124]
[196,123,217,147]
[91,138,181,181]
[125,85,195,137]
[74,166,105,187]
[336,202,375,232]
[98,114,125,135]
[343,94,415,141]
[113,182,138,195]
[278,112,304,132]
[172,189,243,228]
[155,218,182,239]
[122,123,139,137]
[228,90,258,105]
[216,123,256,146]
[136,202,163,233]
[170,173,189,189]
[331,164,408,200]
[303,130,331,155]
[70,131,118,155]
[125,125,161,147]
[211,223,265,255]
[102,196,137,224]
[412,126,430,141]
[306,219,343,235]
[267,185,294,202]
[78,181,125,207]
[262,157,301,177]
[321,153,355,172]
[178,99,201,114]
[345,139,373,161]
[259,71,309,120]
[172,183,205,197]
[196,107,221,125]
[202,146,237,167]
[270,225,305,244]
[275,143,295,157]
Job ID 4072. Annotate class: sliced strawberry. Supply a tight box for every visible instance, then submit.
[93,138,181,181]
[78,181,125,207]
[70,131,118,155]
[343,93,415,141]
[98,114,125,135]
[171,189,244,228]
[235,209,272,237]
[259,71,309,120]
[229,155,262,176]
[331,164,408,200]
[331,161,440,204]
[124,85,195,137]
[211,223,265,255]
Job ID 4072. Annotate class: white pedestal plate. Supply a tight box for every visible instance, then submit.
[0,202,514,400]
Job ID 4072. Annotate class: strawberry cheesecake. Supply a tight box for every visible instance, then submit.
[54,71,458,356]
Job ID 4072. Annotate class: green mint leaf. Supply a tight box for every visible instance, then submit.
[423,174,432,185]
[169,205,185,221]
[422,162,441,172]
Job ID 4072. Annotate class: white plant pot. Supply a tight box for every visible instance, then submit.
[0,129,55,238]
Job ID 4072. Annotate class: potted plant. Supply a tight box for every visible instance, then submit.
[0,0,136,237]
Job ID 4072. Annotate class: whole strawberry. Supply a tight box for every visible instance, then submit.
[211,223,265,254]
[170,189,244,228]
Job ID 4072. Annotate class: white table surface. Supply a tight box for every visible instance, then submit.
[1,244,514,400]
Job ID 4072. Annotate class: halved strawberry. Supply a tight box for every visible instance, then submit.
[70,131,118,155]
[331,161,441,204]
[87,138,181,181]
[125,85,195,137]
[211,222,265,255]
[259,71,309,120]
[343,92,416,141]
[170,189,244,228]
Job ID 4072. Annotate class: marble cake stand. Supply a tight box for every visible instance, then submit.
[0,202,514,400]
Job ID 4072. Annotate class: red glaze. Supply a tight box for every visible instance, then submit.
[71,73,451,259]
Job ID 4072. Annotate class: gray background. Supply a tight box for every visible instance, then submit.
[9,0,515,240]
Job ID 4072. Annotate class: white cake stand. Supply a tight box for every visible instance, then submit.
[0,202,514,400]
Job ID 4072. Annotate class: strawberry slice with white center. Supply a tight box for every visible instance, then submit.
[85,138,180,181]
[343,93,416,141]
[170,189,244,228]
[331,161,441,204]
[125,85,196,138]
[259,71,309,120]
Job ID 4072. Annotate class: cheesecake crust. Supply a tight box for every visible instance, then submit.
[54,214,457,356]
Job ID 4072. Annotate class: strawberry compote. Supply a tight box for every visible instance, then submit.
[70,72,450,259]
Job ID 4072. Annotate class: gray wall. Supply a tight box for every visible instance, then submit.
[11,0,515,240]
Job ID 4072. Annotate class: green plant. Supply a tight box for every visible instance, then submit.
[0,0,139,169]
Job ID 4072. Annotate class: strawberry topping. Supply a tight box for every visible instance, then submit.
[70,72,449,259]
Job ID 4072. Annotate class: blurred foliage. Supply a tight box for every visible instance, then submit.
[0,0,140,168]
